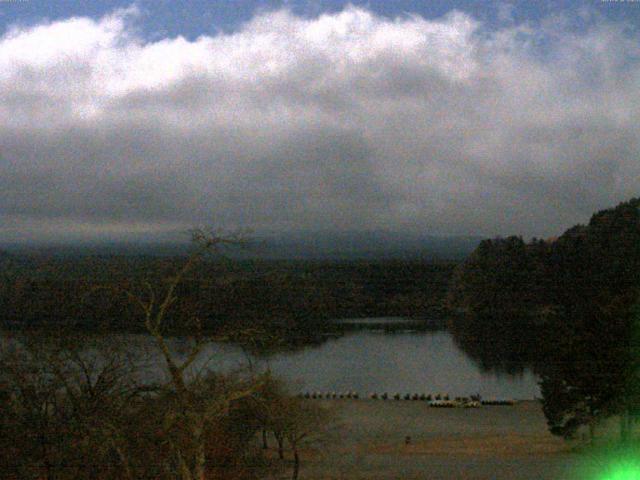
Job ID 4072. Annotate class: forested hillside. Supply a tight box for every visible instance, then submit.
[447,197,640,329]
[447,197,640,438]
[448,197,640,315]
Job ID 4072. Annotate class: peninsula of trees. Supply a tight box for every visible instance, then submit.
[447,197,640,440]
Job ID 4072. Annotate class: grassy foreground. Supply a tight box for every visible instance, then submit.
[263,400,637,480]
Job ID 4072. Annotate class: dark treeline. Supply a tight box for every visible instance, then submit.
[446,235,553,316]
[447,197,640,440]
[0,254,455,341]
[446,235,553,373]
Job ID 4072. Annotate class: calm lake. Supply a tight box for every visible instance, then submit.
[137,317,540,400]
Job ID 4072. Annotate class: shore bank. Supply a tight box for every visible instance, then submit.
[268,400,633,480]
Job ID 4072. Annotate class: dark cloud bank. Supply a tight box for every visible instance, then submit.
[1,6,639,243]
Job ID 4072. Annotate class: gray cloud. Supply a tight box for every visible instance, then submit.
[0,6,639,241]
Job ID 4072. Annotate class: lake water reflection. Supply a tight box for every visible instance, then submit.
[148,318,540,400]
[263,330,539,399]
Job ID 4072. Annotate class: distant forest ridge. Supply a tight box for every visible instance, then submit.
[0,254,455,335]
[0,232,483,260]
[1,197,639,345]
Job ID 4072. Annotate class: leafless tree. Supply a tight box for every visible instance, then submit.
[264,393,333,480]
[115,228,262,480]
[0,228,290,480]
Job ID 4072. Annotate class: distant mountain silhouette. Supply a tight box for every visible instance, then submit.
[0,232,482,260]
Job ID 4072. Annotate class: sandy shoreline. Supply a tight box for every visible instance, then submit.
[266,400,633,480]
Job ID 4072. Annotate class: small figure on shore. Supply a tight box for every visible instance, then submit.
[405,436,411,445]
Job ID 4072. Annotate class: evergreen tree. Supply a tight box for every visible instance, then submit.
[538,198,640,441]
[539,303,630,440]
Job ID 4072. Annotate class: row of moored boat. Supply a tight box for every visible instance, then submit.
[298,391,516,406]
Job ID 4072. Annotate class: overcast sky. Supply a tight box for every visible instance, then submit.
[1,1,639,242]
